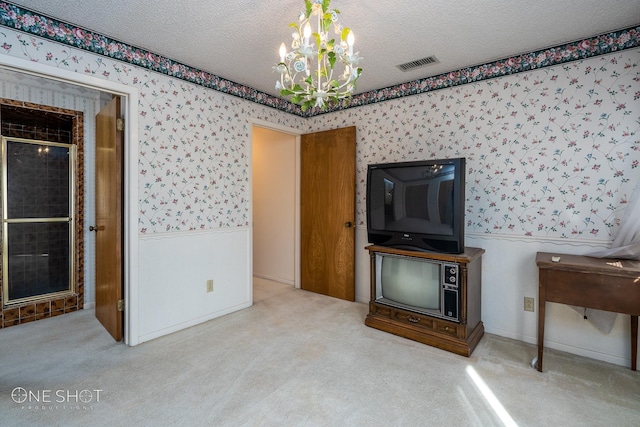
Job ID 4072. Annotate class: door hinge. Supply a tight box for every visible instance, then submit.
[117,299,125,312]
[116,118,125,131]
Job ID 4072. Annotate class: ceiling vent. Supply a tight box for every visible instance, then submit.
[396,56,439,72]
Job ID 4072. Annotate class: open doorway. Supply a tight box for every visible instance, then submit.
[251,123,357,302]
[251,124,300,289]
[0,101,84,325]
[0,56,139,345]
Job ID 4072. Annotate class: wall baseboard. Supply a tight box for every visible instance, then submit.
[253,274,294,286]
[484,326,630,368]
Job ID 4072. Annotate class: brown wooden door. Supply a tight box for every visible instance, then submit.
[94,96,124,341]
[301,126,356,301]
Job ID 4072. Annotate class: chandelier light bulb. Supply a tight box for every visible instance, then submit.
[303,23,312,46]
[274,0,363,112]
[279,43,286,62]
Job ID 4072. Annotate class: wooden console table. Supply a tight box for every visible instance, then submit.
[536,252,640,372]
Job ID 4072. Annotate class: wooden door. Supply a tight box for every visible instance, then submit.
[301,126,356,301]
[94,96,124,341]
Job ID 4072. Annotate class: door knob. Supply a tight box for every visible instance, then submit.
[344,222,353,228]
[89,226,99,232]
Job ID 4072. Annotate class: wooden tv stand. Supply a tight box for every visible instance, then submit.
[365,245,485,356]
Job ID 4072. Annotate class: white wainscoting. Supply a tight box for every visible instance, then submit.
[465,235,631,368]
[137,227,252,343]
[355,228,634,368]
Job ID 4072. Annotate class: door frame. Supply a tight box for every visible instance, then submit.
[250,119,302,289]
[0,55,141,345]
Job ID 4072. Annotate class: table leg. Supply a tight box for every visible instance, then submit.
[537,284,546,372]
[632,315,638,371]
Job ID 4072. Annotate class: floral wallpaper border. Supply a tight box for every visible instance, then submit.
[0,1,638,117]
[340,27,640,114]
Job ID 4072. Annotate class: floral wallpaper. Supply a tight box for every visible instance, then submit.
[0,2,638,242]
[314,53,640,239]
[0,28,306,233]
[131,72,305,233]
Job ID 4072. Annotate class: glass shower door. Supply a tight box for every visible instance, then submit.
[2,137,76,305]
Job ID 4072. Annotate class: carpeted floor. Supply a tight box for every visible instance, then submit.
[1,278,638,426]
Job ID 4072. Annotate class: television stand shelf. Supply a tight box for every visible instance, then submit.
[365,245,485,356]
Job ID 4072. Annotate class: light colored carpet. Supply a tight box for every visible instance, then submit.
[1,278,638,426]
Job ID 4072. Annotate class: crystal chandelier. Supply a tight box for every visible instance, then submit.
[274,0,362,111]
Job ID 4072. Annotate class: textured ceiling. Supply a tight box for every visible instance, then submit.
[6,0,640,99]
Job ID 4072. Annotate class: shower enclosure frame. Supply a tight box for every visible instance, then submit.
[1,136,77,306]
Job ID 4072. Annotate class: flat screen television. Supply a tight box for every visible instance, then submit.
[366,158,466,254]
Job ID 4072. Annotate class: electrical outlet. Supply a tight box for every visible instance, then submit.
[524,297,535,312]
[206,279,214,293]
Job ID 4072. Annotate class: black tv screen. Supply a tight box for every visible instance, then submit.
[367,158,465,253]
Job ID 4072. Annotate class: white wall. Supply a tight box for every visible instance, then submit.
[252,126,297,285]
[354,229,634,367]
[464,235,631,366]
[137,228,252,342]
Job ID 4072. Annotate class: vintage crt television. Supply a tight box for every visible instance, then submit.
[374,252,460,321]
